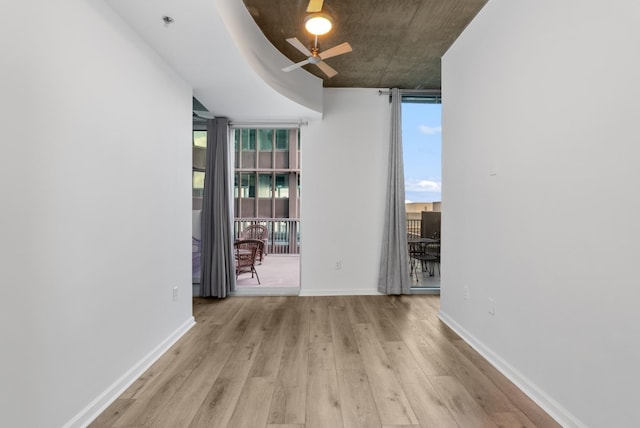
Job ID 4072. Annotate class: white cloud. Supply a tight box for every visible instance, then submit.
[418,125,442,135]
[405,179,441,193]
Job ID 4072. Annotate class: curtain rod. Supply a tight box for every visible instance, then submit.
[378,89,441,96]
[229,120,308,129]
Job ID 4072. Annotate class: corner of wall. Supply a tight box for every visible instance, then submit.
[438,310,587,428]
[63,318,195,428]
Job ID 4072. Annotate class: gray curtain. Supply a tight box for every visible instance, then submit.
[378,88,410,294]
[200,118,236,298]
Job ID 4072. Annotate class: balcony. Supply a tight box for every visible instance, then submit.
[235,254,300,293]
[232,218,301,292]
[194,217,438,291]
[234,218,299,254]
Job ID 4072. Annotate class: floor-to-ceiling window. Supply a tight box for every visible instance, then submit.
[232,126,301,289]
[402,92,442,289]
[191,117,301,291]
[192,125,207,286]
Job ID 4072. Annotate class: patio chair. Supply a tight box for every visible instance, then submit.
[239,224,268,262]
[423,239,441,276]
[234,239,264,284]
[408,235,439,280]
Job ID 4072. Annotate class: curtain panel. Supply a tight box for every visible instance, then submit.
[200,118,236,298]
[378,88,411,294]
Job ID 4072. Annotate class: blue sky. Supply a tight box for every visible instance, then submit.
[402,102,442,203]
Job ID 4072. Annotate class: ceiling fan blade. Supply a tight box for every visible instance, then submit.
[307,0,324,12]
[319,42,353,60]
[282,59,311,72]
[316,61,338,78]
[286,37,313,57]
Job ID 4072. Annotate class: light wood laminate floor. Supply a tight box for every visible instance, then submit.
[91,295,559,428]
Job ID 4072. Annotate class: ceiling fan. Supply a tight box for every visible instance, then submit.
[282,37,352,78]
[281,0,353,78]
[306,0,324,13]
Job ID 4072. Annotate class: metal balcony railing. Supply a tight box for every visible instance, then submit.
[407,219,422,238]
[232,218,422,255]
[234,218,300,254]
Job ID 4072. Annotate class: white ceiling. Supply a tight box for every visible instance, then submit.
[105,0,324,122]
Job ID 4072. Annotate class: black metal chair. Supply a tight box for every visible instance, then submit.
[408,236,440,280]
[422,239,441,276]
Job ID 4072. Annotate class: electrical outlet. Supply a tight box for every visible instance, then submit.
[488,298,495,315]
[173,286,179,302]
[463,285,469,300]
[335,260,342,270]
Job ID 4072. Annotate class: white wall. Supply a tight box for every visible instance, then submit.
[300,89,389,295]
[441,1,640,427]
[0,1,194,427]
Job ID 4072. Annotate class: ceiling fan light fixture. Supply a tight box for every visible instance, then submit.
[304,13,332,35]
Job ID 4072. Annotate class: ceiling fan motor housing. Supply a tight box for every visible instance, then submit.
[309,47,321,64]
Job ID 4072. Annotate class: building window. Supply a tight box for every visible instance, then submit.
[258,129,273,151]
[258,173,272,198]
[237,129,256,151]
[193,130,207,147]
[275,129,289,150]
[193,171,205,198]
[233,127,299,219]
[192,129,207,210]
[192,125,207,285]
[239,172,256,198]
[275,174,289,198]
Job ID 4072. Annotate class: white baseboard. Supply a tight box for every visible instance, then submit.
[438,310,586,428]
[410,288,440,295]
[299,288,438,296]
[232,286,300,296]
[298,288,383,296]
[63,316,196,428]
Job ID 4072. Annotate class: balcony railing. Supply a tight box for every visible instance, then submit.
[234,218,300,254]
[407,218,422,238]
[232,218,423,255]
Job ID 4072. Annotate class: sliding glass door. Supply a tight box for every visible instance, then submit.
[402,94,442,289]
